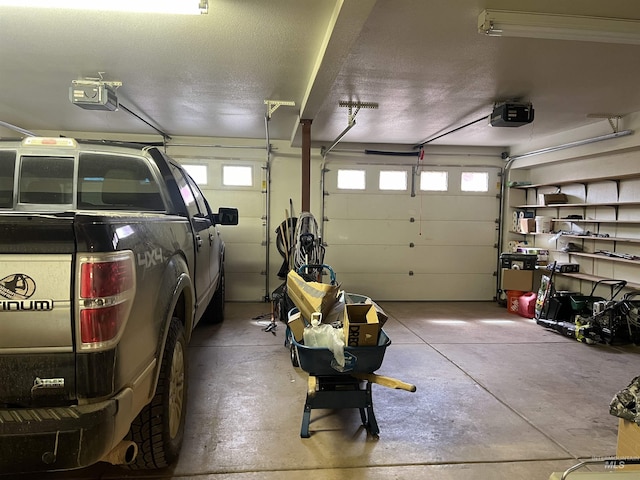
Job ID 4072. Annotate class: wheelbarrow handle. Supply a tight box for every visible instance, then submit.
[353,373,417,392]
[298,264,337,284]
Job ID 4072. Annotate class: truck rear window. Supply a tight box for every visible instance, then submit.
[77,153,164,211]
[19,155,74,204]
[1,149,164,211]
[0,151,16,208]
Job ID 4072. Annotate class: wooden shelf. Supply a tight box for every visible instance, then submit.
[557,271,640,291]
[514,201,640,209]
[564,251,640,266]
[510,172,640,190]
[558,234,640,245]
[552,218,639,224]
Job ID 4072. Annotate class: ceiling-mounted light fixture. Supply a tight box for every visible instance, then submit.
[0,0,208,15]
[478,9,640,45]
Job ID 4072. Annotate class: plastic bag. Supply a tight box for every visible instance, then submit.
[303,312,345,369]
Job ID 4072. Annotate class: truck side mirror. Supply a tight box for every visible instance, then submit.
[212,207,238,226]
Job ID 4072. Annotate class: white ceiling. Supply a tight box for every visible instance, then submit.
[2,0,640,153]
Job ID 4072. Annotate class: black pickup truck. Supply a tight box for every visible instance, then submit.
[0,137,238,473]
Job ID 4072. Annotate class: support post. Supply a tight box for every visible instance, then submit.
[301,119,312,212]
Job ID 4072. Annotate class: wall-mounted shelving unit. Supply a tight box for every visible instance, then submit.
[508,172,640,294]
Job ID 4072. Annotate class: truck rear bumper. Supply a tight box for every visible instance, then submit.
[0,388,132,474]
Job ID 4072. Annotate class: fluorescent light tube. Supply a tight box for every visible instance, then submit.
[0,0,208,15]
[478,9,640,45]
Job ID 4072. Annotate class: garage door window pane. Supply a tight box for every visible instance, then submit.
[420,171,447,191]
[337,169,365,190]
[379,170,407,191]
[461,171,488,192]
[183,164,208,185]
[223,165,252,187]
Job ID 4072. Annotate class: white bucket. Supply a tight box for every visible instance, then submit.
[535,216,552,233]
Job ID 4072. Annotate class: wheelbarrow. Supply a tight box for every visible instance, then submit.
[286,307,416,438]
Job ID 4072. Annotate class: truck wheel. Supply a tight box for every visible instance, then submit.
[126,318,187,469]
[204,267,225,324]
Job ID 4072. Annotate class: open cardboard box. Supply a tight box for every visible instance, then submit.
[286,270,340,322]
[344,292,388,327]
[343,303,380,347]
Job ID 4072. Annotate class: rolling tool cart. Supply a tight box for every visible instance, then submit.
[286,308,416,438]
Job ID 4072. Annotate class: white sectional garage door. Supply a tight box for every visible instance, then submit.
[322,163,501,301]
[179,158,267,302]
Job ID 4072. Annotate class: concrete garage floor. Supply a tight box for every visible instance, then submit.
[10,301,639,480]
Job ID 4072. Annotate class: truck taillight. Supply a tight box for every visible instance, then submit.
[77,251,136,350]
[80,304,127,343]
[81,260,134,298]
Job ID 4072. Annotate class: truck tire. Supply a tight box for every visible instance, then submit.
[204,267,225,324]
[126,317,187,469]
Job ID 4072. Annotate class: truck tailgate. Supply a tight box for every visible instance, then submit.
[0,254,73,350]
[0,214,76,405]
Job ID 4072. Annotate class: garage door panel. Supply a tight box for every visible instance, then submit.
[325,219,496,247]
[203,189,263,218]
[326,245,494,275]
[337,273,496,301]
[416,221,496,246]
[226,272,265,302]
[216,219,262,246]
[412,246,496,273]
[419,196,498,221]
[325,246,409,274]
[326,194,418,220]
[325,219,419,245]
[224,244,265,273]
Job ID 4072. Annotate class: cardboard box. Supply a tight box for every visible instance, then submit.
[501,268,533,292]
[519,218,536,234]
[617,418,640,471]
[363,297,388,327]
[343,293,388,327]
[538,193,568,205]
[287,310,307,342]
[286,270,340,322]
[343,304,379,347]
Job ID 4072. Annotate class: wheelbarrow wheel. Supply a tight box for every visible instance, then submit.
[290,343,300,367]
